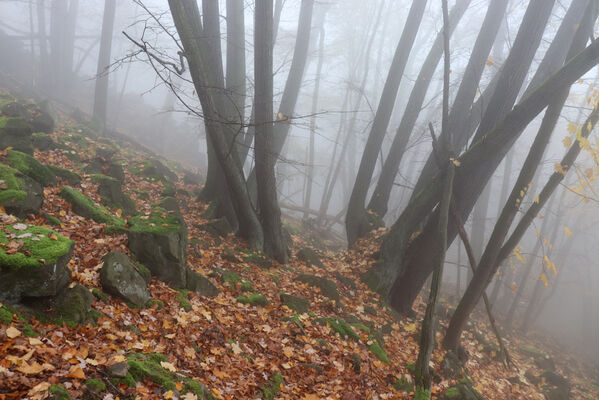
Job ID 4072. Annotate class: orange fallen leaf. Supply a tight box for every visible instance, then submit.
[67,366,86,380]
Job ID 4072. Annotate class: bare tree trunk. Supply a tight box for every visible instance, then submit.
[303,17,326,219]
[254,0,287,263]
[346,0,428,247]
[92,0,116,127]
[226,0,246,157]
[168,0,263,249]
[36,0,49,91]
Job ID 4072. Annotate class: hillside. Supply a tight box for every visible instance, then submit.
[0,93,597,400]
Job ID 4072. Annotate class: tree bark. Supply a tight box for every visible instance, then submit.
[346,0,428,247]
[92,0,116,127]
[254,0,287,263]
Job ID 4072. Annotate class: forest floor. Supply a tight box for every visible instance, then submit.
[1,99,599,400]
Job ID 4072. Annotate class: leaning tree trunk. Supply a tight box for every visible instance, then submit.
[368,0,500,219]
[254,0,287,263]
[345,0,428,247]
[92,0,116,127]
[380,0,587,315]
[362,35,599,312]
[168,0,263,249]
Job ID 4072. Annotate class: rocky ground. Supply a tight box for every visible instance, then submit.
[0,91,598,400]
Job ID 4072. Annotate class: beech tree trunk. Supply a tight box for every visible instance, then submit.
[254,0,287,263]
[345,0,428,247]
[168,0,263,249]
[92,0,116,126]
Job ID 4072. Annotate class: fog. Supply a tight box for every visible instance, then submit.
[1,0,598,368]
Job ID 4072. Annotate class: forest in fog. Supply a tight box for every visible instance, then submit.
[1,0,599,399]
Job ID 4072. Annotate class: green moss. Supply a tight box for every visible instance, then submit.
[0,164,27,204]
[85,378,106,393]
[132,189,150,200]
[60,186,125,227]
[0,222,73,269]
[368,340,390,363]
[295,274,339,303]
[444,387,460,398]
[237,293,269,307]
[127,353,176,390]
[394,377,413,392]
[282,313,304,330]
[176,290,192,311]
[110,371,136,388]
[22,323,39,337]
[406,362,416,375]
[279,293,309,314]
[147,299,164,310]
[414,387,431,400]
[240,280,253,292]
[262,372,283,400]
[0,306,14,324]
[49,384,70,400]
[243,251,273,269]
[351,323,371,333]
[92,288,109,303]
[6,150,56,186]
[47,165,81,185]
[316,318,360,340]
[41,213,62,226]
[128,207,181,234]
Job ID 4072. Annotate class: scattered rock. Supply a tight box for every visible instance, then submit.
[1,101,29,119]
[142,158,178,182]
[334,271,357,290]
[60,186,126,229]
[297,247,323,268]
[0,223,73,302]
[54,284,95,324]
[100,252,151,308]
[0,117,34,154]
[6,149,57,186]
[30,110,55,134]
[186,268,219,297]
[237,293,269,307]
[243,251,273,269]
[108,362,130,378]
[0,164,43,217]
[47,165,81,185]
[222,247,241,263]
[280,293,309,313]
[198,217,233,238]
[31,133,56,151]
[440,382,484,400]
[92,174,136,215]
[183,171,203,185]
[542,370,571,400]
[295,274,340,303]
[128,207,187,287]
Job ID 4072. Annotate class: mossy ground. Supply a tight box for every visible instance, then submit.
[49,384,70,400]
[176,290,192,311]
[128,207,181,234]
[85,378,106,393]
[60,186,125,228]
[0,222,73,269]
[368,339,390,363]
[315,317,360,340]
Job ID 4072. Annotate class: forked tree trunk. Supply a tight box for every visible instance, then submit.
[168,0,263,249]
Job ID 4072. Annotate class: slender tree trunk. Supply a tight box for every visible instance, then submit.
[92,0,116,127]
[367,0,494,218]
[255,0,287,263]
[303,20,326,219]
[346,0,428,247]
[36,0,49,91]
[168,0,263,249]
[247,0,315,201]
[226,0,246,157]
[363,34,599,311]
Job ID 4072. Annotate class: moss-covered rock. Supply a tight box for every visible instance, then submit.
[91,174,136,215]
[0,222,73,302]
[315,317,360,340]
[1,101,29,119]
[60,186,125,228]
[243,251,273,269]
[31,132,56,151]
[183,171,203,185]
[53,284,95,326]
[280,293,309,314]
[297,247,324,268]
[0,164,43,217]
[440,382,484,400]
[197,217,233,238]
[295,274,340,303]
[128,207,187,287]
[542,370,571,400]
[42,213,62,226]
[46,165,81,186]
[186,268,219,297]
[222,247,241,263]
[141,158,178,182]
[368,339,389,363]
[237,293,269,307]
[85,378,106,395]
[30,110,55,134]
[6,149,56,186]
[100,251,151,308]
[0,117,34,154]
